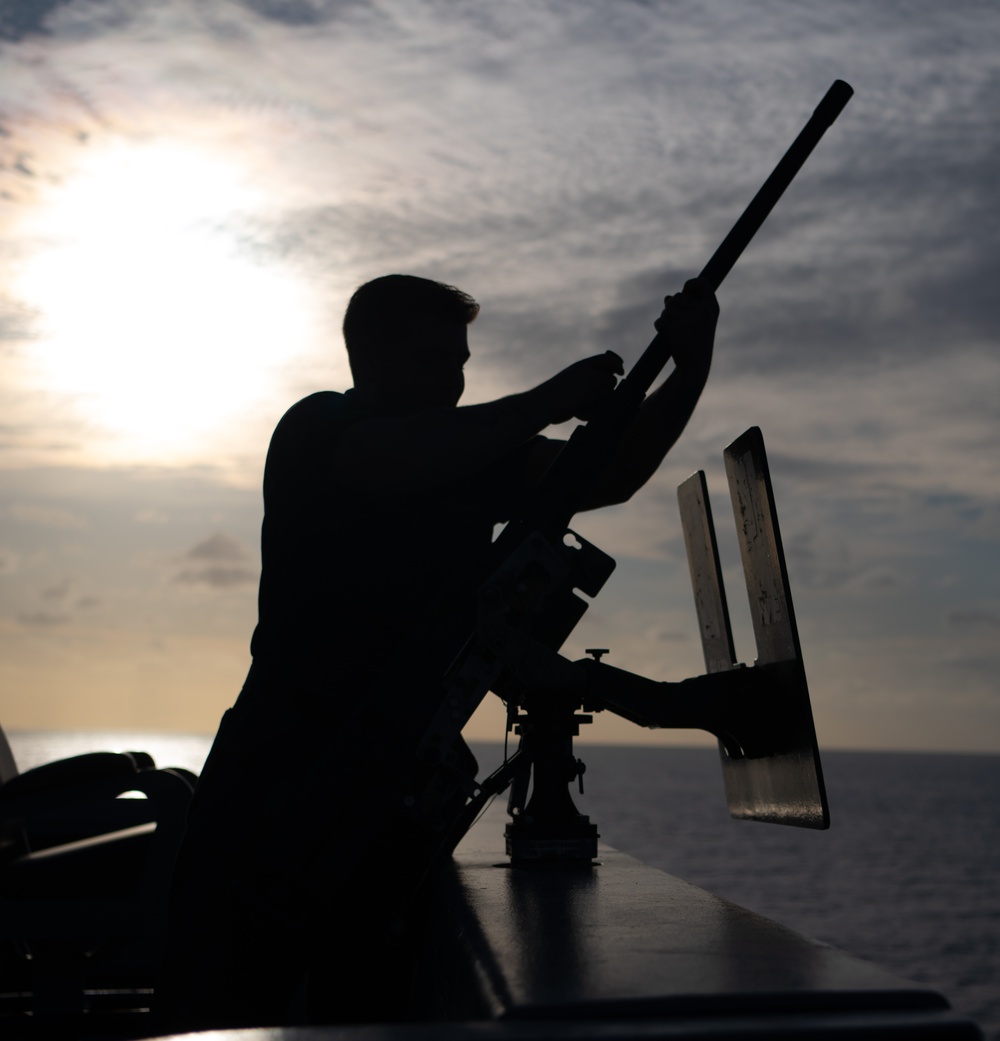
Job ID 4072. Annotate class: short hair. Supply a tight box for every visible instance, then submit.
[343,275,479,367]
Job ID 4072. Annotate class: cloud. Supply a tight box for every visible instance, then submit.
[8,575,103,629]
[174,532,258,588]
[2,503,87,528]
[0,0,72,42]
[17,609,68,626]
[174,565,258,588]
[0,548,19,575]
[236,0,350,27]
[947,610,1000,633]
[41,579,73,600]
[0,296,39,342]
[18,0,142,42]
[184,532,248,563]
[135,508,170,524]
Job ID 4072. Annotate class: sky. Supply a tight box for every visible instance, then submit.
[0,0,997,753]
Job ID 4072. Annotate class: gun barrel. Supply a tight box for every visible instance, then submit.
[699,79,854,291]
[525,81,853,533]
[617,80,853,413]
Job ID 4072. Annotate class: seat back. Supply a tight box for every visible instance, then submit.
[0,725,18,787]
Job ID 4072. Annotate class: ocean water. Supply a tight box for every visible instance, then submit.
[6,732,998,1037]
[566,744,1000,1040]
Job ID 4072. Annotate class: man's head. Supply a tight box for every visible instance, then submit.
[343,274,479,412]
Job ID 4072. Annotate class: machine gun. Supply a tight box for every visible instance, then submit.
[411,81,852,861]
[240,81,852,926]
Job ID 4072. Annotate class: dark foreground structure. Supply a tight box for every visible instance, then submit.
[0,428,984,1039]
[0,753,985,1041]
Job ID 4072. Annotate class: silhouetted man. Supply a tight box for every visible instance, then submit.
[157,273,718,1030]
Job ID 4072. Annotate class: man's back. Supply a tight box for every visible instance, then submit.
[251,387,545,700]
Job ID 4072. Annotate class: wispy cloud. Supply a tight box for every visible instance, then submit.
[947,610,1000,633]
[173,532,258,588]
[0,547,19,575]
[17,609,69,626]
[3,503,87,528]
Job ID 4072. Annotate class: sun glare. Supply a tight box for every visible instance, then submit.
[16,141,314,463]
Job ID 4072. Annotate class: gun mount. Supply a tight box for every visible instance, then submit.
[489,426,828,863]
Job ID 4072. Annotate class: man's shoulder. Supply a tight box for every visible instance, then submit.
[282,389,352,419]
[264,391,369,485]
[273,390,366,436]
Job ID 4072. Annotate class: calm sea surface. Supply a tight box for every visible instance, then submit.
[7,732,999,1038]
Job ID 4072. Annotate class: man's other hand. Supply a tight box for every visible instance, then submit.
[654,278,719,372]
[534,351,624,425]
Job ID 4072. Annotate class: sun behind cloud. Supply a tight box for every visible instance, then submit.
[14,139,316,465]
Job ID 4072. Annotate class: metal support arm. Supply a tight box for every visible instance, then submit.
[575,658,804,761]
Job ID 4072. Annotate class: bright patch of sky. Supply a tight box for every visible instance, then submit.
[12,140,317,462]
[0,0,997,750]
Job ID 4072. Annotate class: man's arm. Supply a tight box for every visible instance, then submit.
[331,353,623,490]
[524,279,719,509]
